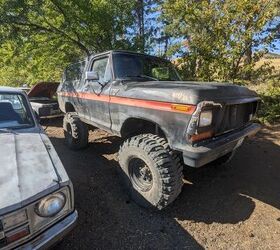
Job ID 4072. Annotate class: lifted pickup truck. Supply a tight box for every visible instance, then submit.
[57,50,261,209]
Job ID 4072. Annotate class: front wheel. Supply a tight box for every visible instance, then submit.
[63,112,88,150]
[118,134,183,210]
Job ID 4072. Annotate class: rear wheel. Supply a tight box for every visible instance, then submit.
[63,112,88,150]
[118,134,184,210]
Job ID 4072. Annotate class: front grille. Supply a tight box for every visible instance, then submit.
[215,101,258,135]
[39,104,60,116]
[0,209,30,248]
[38,106,51,116]
[52,103,59,110]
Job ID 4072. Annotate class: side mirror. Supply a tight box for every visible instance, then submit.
[85,71,99,81]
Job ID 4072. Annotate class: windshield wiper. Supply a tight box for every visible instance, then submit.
[124,74,158,81]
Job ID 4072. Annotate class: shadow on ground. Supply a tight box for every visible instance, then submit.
[48,122,280,249]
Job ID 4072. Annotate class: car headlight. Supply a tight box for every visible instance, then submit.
[35,192,66,217]
[199,111,212,127]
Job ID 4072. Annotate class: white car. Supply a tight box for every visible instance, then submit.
[0,87,77,249]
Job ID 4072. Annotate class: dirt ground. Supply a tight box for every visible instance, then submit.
[46,119,280,250]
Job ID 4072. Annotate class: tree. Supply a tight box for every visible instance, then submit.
[129,0,159,53]
[135,0,145,52]
[161,0,280,82]
[0,0,135,85]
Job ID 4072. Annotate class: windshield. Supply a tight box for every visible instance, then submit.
[0,93,35,129]
[113,53,181,81]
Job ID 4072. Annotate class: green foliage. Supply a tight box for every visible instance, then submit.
[0,0,135,86]
[0,0,279,101]
[161,0,280,82]
[0,36,80,86]
[255,79,280,124]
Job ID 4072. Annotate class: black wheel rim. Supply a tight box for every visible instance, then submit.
[128,158,153,192]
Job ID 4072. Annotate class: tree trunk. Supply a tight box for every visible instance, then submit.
[243,16,253,80]
[136,0,145,52]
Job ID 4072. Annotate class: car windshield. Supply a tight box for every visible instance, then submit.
[0,93,34,129]
[113,53,181,81]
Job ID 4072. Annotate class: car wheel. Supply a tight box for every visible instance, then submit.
[118,134,183,210]
[63,112,88,150]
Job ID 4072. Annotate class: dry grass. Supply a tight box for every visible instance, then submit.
[256,58,280,71]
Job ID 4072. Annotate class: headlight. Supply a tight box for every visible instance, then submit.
[35,192,66,217]
[199,111,212,127]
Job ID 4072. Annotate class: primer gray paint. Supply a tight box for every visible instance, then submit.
[0,132,70,216]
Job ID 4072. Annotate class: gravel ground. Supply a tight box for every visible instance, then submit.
[45,119,280,250]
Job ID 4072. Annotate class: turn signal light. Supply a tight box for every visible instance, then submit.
[190,131,214,142]
[171,104,196,113]
[6,226,29,244]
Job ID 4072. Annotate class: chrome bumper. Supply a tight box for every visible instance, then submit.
[18,211,78,250]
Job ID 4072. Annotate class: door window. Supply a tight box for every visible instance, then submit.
[91,57,111,83]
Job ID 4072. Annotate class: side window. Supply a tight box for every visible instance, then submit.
[91,57,111,83]
[65,61,85,82]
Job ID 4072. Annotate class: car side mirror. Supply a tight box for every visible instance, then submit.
[85,71,99,81]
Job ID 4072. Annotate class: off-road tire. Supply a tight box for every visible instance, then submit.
[63,112,88,150]
[118,134,184,210]
[151,135,184,198]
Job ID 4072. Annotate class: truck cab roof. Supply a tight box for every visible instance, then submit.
[88,50,170,61]
[0,86,25,94]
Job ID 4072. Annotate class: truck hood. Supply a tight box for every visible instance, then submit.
[120,81,258,105]
[28,82,59,98]
[0,133,60,213]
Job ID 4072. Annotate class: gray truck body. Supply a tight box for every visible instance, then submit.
[58,50,261,167]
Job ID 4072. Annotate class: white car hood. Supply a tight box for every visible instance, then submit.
[0,132,60,212]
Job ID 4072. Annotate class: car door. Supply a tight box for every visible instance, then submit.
[81,55,112,130]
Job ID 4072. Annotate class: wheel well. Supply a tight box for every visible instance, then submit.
[65,102,75,113]
[120,118,166,139]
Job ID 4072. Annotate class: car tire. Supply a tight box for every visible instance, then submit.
[63,112,88,150]
[118,134,183,210]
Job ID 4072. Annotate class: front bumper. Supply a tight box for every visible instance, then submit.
[183,123,261,167]
[18,210,78,250]
[35,106,63,119]
[38,108,63,119]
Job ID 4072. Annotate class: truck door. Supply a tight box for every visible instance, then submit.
[81,55,112,130]
[60,61,87,118]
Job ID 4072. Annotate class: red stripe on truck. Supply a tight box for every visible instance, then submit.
[58,92,196,114]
